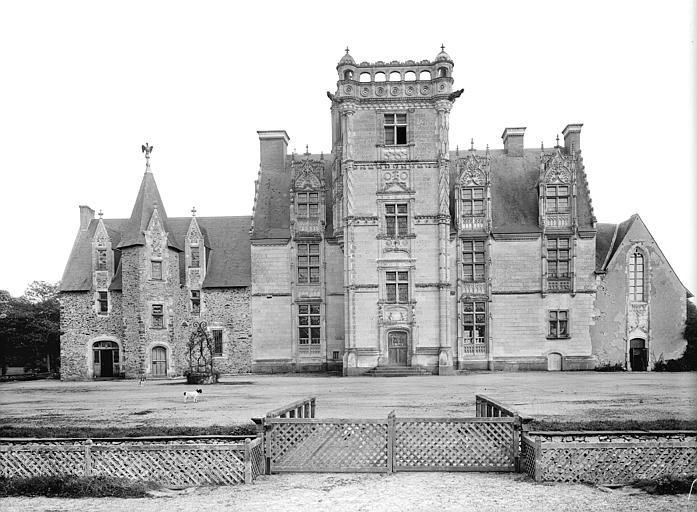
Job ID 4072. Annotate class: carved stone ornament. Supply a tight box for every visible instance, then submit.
[459,154,488,186]
[383,305,408,324]
[383,238,410,253]
[95,271,109,290]
[543,151,572,184]
[294,161,322,190]
[383,147,408,161]
[628,303,649,333]
[380,169,410,192]
[151,231,163,256]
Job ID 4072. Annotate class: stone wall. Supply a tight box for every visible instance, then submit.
[200,288,252,374]
[60,291,124,380]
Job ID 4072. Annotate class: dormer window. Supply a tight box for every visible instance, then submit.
[190,246,200,268]
[546,185,570,213]
[97,249,107,271]
[384,114,407,145]
[297,192,319,217]
[462,188,485,216]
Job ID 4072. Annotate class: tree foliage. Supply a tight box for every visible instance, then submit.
[0,281,60,374]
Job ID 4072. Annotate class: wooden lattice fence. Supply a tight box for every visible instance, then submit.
[521,432,697,484]
[0,436,265,487]
[262,399,520,473]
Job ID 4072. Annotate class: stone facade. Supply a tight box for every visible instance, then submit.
[249,49,691,374]
[59,164,252,380]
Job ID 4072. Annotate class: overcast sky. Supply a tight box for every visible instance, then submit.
[1,1,695,298]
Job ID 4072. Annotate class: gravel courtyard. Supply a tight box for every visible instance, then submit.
[1,371,695,428]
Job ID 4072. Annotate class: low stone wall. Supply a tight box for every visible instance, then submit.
[522,431,697,484]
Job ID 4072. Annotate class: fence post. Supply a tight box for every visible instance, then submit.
[244,438,252,484]
[310,398,316,418]
[512,414,520,472]
[533,437,542,482]
[387,411,396,474]
[475,396,481,417]
[263,419,272,475]
[84,439,93,477]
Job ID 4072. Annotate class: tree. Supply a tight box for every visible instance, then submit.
[0,282,60,375]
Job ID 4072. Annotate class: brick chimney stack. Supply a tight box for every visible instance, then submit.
[502,127,526,157]
[258,130,290,173]
[562,124,583,154]
[79,205,95,230]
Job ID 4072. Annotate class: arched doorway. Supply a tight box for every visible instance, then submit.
[547,353,562,371]
[630,339,648,371]
[151,346,168,377]
[93,341,120,378]
[387,331,408,366]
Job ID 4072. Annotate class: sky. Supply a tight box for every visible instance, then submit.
[0,1,695,298]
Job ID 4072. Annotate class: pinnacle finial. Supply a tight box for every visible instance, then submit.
[98,209,103,219]
[141,142,153,173]
[345,46,350,54]
[541,140,544,151]
[555,134,560,147]
[441,44,445,52]
[191,206,196,217]
[470,138,474,151]
[305,144,310,156]
[456,145,459,156]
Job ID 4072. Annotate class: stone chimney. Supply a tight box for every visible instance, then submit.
[501,127,526,157]
[562,124,583,154]
[258,130,290,173]
[79,205,95,230]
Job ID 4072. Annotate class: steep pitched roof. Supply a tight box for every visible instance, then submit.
[595,222,617,270]
[251,160,291,240]
[61,215,252,292]
[449,148,596,234]
[117,171,182,251]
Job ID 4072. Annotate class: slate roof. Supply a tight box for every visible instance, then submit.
[448,148,596,234]
[61,215,252,292]
[118,171,182,251]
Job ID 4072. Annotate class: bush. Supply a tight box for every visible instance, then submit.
[594,362,625,372]
[631,474,697,495]
[0,423,257,438]
[0,475,159,498]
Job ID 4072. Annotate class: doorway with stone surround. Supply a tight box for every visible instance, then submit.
[387,330,408,366]
[92,340,120,378]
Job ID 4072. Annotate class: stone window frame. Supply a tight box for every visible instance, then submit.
[547,309,570,339]
[151,303,164,329]
[190,289,201,315]
[546,236,572,279]
[298,303,321,347]
[384,202,409,237]
[385,270,410,304]
[96,291,109,315]
[296,242,321,285]
[462,239,486,283]
[545,185,570,213]
[151,259,163,281]
[383,112,408,146]
[189,244,200,269]
[628,249,647,303]
[296,191,320,218]
[462,300,487,345]
[461,187,485,216]
[96,249,108,271]
[210,327,224,357]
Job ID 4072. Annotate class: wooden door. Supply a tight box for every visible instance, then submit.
[388,331,408,366]
[151,346,167,376]
[630,339,647,371]
[100,351,114,377]
[547,353,562,371]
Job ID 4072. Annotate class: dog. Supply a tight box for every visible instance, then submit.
[183,389,203,403]
[139,376,146,386]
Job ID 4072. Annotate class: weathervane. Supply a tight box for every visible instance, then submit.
[142,142,153,172]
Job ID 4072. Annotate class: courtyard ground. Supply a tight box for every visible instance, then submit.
[1,372,695,511]
[2,473,696,512]
[0,371,695,429]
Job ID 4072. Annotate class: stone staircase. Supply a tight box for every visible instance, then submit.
[366,365,433,377]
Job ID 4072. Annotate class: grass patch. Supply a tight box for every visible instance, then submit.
[530,418,697,431]
[631,474,697,495]
[0,423,257,438]
[0,475,160,498]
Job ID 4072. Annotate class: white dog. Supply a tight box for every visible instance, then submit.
[183,389,203,403]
